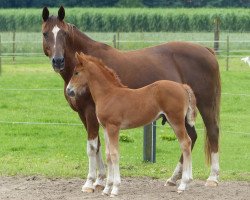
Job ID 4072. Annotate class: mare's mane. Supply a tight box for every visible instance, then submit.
[84,55,127,88]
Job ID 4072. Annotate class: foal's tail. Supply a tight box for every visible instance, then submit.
[183,84,197,127]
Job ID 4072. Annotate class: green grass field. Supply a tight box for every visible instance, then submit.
[0,33,250,182]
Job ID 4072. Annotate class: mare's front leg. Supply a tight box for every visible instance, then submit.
[102,124,121,197]
[78,104,106,193]
[165,122,197,186]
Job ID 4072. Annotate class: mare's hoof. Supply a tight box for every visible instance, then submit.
[205,180,218,187]
[82,187,94,193]
[95,184,105,191]
[164,179,177,186]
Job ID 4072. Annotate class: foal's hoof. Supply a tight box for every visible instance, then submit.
[205,180,218,187]
[102,191,109,196]
[177,189,184,194]
[110,194,118,198]
[82,187,94,193]
[164,178,177,186]
[95,184,105,191]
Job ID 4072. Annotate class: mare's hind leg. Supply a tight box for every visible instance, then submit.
[79,106,106,193]
[165,122,197,186]
[199,107,220,187]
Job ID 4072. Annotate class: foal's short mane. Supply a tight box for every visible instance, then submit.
[85,55,127,88]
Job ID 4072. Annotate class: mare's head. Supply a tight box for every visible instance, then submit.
[66,52,92,98]
[42,6,71,72]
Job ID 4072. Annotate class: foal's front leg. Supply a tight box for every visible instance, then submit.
[102,125,121,197]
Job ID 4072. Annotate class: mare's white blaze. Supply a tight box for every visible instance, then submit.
[83,137,98,190]
[207,152,219,182]
[52,25,60,48]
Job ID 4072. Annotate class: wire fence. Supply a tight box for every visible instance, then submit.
[1,32,250,137]
[1,31,250,72]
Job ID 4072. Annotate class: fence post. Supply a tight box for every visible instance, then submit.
[143,121,156,163]
[0,35,1,75]
[117,32,120,49]
[214,17,220,54]
[113,34,116,48]
[226,35,230,71]
[13,31,16,62]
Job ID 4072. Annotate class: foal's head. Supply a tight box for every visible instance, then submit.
[42,6,72,72]
[66,52,126,98]
[66,52,90,97]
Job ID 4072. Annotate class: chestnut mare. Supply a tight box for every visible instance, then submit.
[66,52,197,196]
[42,6,221,192]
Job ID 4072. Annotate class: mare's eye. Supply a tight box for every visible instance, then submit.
[74,72,79,76]
[43,32,49,39]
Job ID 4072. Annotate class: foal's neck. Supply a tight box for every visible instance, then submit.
[86,67,120,103]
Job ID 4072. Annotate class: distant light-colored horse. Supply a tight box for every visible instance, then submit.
[66,52,197,197]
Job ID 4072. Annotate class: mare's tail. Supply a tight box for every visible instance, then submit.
[183,84,197,127]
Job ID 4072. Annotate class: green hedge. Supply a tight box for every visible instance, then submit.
[0,8,250,32]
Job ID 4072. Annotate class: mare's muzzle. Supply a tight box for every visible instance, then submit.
[52,56,65,72]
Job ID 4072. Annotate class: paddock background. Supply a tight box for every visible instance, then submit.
[0,8,250,182]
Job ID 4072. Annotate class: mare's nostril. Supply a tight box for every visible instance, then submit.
[52,58,56,64]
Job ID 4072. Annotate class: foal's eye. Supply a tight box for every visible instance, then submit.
[74,72,79,76]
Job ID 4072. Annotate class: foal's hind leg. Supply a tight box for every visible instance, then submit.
[165,122,197,186]
[167,115,193,192]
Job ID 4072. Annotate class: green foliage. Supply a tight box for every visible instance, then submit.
[160,134,177,141]
[0,8,250,32]
[119,133,134,143]
[0,54,250,180]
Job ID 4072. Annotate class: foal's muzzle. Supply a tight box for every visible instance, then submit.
[52,56,65,72]
[66,87,76,98]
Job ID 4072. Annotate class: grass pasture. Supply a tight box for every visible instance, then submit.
[0,32,250,182]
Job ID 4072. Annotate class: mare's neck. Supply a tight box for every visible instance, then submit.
[86,68,120,103]
[61,27,107,84]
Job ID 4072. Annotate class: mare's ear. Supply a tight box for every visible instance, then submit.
[58,6,65,21]
[42,7,49,22]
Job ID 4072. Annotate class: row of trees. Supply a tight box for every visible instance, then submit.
[0,0,249,8]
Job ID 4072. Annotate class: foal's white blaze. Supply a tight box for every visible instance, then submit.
[52,25,60,48]
[207,152,219,183]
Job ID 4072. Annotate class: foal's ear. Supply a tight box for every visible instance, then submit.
[58,6,65,21]
[42,7,49,22]
[75,52,81,62]
[75,52,87,64]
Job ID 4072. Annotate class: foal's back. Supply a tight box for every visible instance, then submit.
[97,80,189,129]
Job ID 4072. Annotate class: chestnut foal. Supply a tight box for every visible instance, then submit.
[67,52,197,197]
